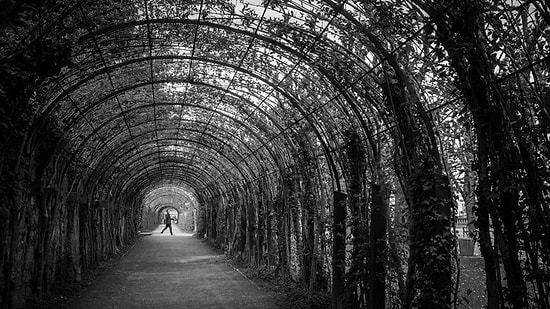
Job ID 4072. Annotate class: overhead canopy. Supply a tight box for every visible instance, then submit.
[10,0,456,203]
[143,186,198,212]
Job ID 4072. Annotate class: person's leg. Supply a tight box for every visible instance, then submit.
[161,225,167,233]
[168,224,173,235]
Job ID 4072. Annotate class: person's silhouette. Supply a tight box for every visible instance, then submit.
[160,210,173,235]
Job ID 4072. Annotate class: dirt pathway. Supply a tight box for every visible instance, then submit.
[65,224,282,309]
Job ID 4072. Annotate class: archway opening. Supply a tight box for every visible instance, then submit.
[141,185,199,233]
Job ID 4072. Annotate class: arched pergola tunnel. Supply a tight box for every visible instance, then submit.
[1,1,549,308]
[140,186,199,232]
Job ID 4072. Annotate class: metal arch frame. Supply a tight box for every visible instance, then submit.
[43,49,352,154]
[72,17,376,82]
[22,2,376,87]
[313,67,380,170]
[144,186,198,204]
[187,57,342,190]
[51,52,335,119]
[53,62,288,133]
[323,0,443,164]
[51,47,339,124]
[77,19,298,61]
[94,142,246,201]
[85,131,243,189]
[74,88,294,178]
[148,56,340,190]
[150,203,188,215]
[154,204,180,217]
[65,17,377,97]
[91,146,237,199]
[55,84,294,206]
[83,126,266,189]
[117,166,220,203]
[56,77,289,157]
[122,179,207,210]
[77,3,149,172]
[147,192,192,206]
[118,164,218,207]
[55,13,412,140]
[61,97,289,185]
[142,186,200,209]
[147,199,197,214]
[42,57,296,124]
[48,59,360,197]
[11,0,492,238]
[37,2,409,201]
[58,77,288,147]
[85,125,269,190]
[168,0,217,184]
[153,205,187,216]
[104,117,276,168]
[106,137,253,199]
[90,137,254,197]
[146,193,196,212]
[151,203,186,213]
[151,200,186,210]
[141,185,203,209]
[71,102,283,187]
[66,90,285,165]
[34,2,425,150]
[122,168,224,206]
[142,0,163,173]
[104,156,222,203]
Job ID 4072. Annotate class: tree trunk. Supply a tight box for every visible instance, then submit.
[344,129,368,307]
[369,183,387,309]
[380,68,453,309]
[420,1,532,306]
[275,190,290,283]
[476,144,501,309]
[332,191,347,309]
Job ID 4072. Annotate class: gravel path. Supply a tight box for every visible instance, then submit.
[65,224,282,309]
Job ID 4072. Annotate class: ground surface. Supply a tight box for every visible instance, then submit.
[64,224,283,309]
[56,224,487,309]
[457,256,487,309]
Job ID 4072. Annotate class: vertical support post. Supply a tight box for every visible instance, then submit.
[197,204,206,237]
[332,191,347,309]
[369,184,387,308]
[434,174,453,301]
[193,208,197,233]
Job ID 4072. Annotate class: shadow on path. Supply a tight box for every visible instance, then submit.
[65,224,282,309]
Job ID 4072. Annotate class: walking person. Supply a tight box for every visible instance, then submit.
[160,210,173,235]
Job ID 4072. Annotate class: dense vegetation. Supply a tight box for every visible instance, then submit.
[1,0,549,308]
